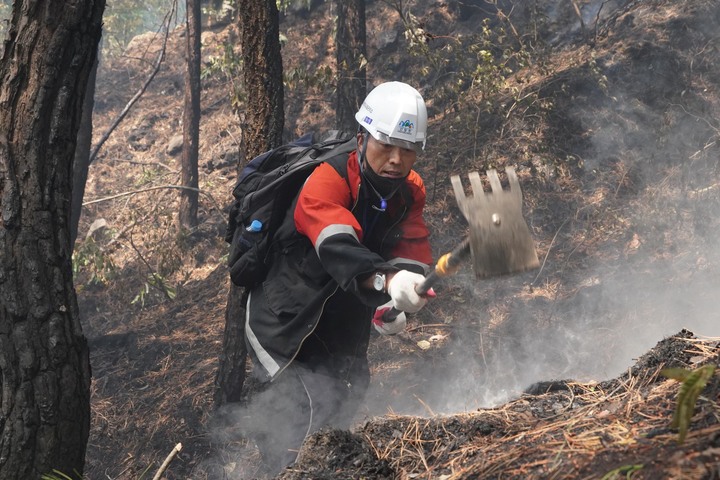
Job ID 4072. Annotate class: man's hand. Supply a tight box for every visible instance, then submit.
[372,306,406,335]
[387,270,428,313]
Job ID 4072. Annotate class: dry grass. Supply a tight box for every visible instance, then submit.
[349,336,720,480]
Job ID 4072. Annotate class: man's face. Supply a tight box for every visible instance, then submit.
[357,133,417,178]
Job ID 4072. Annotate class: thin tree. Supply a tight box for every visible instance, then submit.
[336,0,367,132]
[71,53,99,249]
[214,0,284,406]
[0,0,105,478]
[179,0,202,229]
[238,0,284,163]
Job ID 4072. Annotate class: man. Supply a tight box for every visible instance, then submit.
[243,81,434,473]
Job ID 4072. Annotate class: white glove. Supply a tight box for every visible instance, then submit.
[372,303,407,336]
[387,270,427,313]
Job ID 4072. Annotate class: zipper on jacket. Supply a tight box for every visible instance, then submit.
[274,160,356,380]
[271,282,341,381]
[379,203,408,254]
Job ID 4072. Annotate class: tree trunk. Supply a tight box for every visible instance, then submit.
[0,1,104,478]
[214,0,285,407]
[213,284,248,406]
[336,0,367,133]
[179,0,202,229]
[238,0,284,164]
[71,53,99,250]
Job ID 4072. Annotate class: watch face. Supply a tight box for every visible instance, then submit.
[373,273,385,291]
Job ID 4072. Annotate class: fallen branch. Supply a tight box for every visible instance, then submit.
[83,184,198,205]
[105,183,171,248]
[152,443,183,480]
[689,182,720,197]
[406,323,455,332]
[82,184,223,213]
[88,6,174,165]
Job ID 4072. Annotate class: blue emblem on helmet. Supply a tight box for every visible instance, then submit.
[397,119,414,135]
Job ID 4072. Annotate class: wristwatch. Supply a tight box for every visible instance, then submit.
[373,272,387,293]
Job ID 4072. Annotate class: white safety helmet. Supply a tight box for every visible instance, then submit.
[355,81,427,153]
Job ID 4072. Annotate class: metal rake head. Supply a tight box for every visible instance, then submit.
[451,167,540,277]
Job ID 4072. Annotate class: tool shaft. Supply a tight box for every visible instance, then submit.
[382,238,472,322]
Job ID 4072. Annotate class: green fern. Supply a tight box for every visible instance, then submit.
[661,364,717,443]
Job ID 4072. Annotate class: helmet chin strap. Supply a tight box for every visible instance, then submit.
[357,132,370,171]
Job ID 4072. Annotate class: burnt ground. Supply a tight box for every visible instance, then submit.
[78,0,720,478]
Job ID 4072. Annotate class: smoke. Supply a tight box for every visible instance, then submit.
[202,2,720,470]
[201,365,364,479]
[369,200,720,416]
[198,395,300,480]
[363,0,720,416]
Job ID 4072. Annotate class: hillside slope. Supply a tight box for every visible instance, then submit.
[79,0,720,478]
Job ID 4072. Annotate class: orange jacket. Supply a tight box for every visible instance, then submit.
[295,150,432,281]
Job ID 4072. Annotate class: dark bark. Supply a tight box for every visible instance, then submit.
[238,0,284,165]
[0,1,104,478]
[213,284,248,406]
[180,0,202,229]
[71,53,98,250]
[214,0,285,407]
[336,0,367,132]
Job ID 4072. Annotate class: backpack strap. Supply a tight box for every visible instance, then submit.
[315,136,356,166]
[325,149,351,178]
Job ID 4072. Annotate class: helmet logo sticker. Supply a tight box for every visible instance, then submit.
[397,119,415,135]
[362,116,373,125]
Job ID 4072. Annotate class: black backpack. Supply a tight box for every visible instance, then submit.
[224,131,356,287]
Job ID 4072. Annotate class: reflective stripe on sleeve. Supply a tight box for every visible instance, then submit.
[315,224,359,256]
[389,257,431,275]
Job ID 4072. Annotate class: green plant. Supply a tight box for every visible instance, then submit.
[202,42,243,79]
[132,272,177,308]
[600,464,644,480]
[588,54,609,94]
[661,364,717,444]
[125,224,181,308]
[387,0,538,111]
[202,0,235,19]
[40,469,81,480]
[72,238,117,286]
[102,0,184,58]
[202,41,244,110]
[284,64,334,92]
